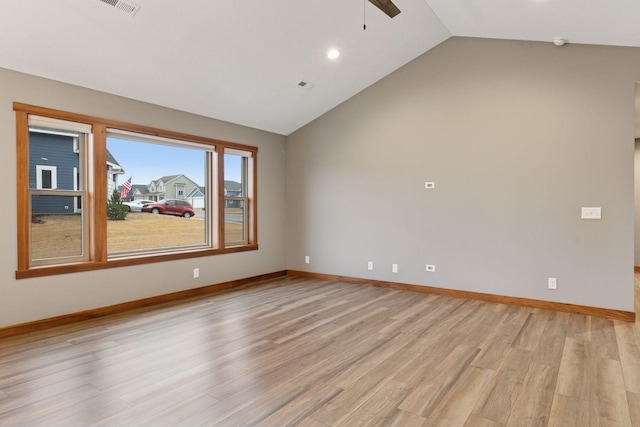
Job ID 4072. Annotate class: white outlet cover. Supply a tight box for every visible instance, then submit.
[581,207,601,219]
[548,278,557,289]
[305,256,310,264]
[392,264,398,273]
[425,181,435,189]
[367,261,373,270]
[426,265,436,272]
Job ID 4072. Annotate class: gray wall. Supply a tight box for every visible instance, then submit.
[0,68,287,328]
[287,37,638,312]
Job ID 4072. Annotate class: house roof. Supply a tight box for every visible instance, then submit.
[106,149,124,174]
[130,185,150,195]
[186,187,205,198]
[2,1,639,135]
[224,181,242,192]
[156,175,181,184]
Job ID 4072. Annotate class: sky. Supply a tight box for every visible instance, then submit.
[107,137,242,187]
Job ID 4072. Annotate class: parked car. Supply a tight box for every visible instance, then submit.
[142,199,195,218]
[123,200,154,212]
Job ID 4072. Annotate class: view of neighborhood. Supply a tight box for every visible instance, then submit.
[29,129,246,260]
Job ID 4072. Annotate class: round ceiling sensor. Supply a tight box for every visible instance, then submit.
[553,37,567,46]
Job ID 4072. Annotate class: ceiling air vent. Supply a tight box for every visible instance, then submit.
[297,80,315,91]
[98,0,141,16]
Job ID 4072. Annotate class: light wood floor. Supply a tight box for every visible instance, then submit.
[1,275,639,426]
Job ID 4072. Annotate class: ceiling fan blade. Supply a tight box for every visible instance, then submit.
[368,0,401,18]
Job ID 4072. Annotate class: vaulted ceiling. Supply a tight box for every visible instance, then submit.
[2,0,640,135]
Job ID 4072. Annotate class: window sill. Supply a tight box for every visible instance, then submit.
[15,244,259,279]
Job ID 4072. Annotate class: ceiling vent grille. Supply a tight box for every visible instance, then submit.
[98,0,141,16]
[297,80,315,91]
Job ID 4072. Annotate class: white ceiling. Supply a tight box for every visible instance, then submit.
[2,0,640,135]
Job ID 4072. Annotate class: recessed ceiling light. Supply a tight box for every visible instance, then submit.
[328,49,340,60]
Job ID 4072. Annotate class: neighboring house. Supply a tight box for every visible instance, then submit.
[106,150,125,197]
[186,182,242,209]
[224,180,242,208]
[121,176,241,209]
[121,185,152,203]
[30,130,124,214]
[186,186,205,209]
[148,174,199,201]
[121,174,199,203]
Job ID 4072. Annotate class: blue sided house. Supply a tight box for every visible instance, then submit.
[29,130,124,215]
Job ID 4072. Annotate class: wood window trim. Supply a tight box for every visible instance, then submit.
[15,102,258,279]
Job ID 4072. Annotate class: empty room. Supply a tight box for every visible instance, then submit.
[1,0,640,425]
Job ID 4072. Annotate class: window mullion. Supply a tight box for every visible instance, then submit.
[16,111,30,271]
[217,146,225,248]
[92,124,108,262]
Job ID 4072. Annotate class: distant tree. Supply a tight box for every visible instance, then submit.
[107,190,128,220]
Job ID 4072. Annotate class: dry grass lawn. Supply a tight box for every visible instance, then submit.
[31,212,243,259]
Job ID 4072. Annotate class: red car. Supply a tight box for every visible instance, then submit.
[142,199,196,218]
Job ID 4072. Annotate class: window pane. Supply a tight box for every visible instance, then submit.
[41,170,52,189]
[106,136,209,254]
[29,131,77,191]
[225,200,245,243]
[31,195,83,260]
[224,153,247,245]
[224,154,244,196]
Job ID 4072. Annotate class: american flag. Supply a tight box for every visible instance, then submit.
[120,177,132,200]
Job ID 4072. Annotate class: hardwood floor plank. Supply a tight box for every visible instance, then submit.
[554,337,590,399]
[256,381,342,427]
[0,383,102,426]
[129,393,219,426]
[309,371,395,425]
[512,313,548,352]
[470,347,534,424]
[565,312,591,342]
[547,394,589,427]
[628,391,640,427]
[615,321,640,393]
[335,379,414,427]
[398,344,481,417]
[590,356,632,426]
[463,416,503,427]
[0,275,637,425]
[472,339,511,371]
[379,409,427,427]
[203,381,307,426]
[506,363,557,426]
[424,366,493,426]
[590,316,621,360]
[533,311,568,367]
[296,418,331,427]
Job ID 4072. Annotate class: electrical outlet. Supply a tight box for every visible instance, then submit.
[581,207,601,219]
[392,264,398,273]
[193,268,199,279]
[425,181,435,189]
[426,264,436,272]
[367,261,373,271]
[548,277,557,290]
[305,256,310,264]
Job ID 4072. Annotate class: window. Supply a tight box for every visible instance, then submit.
[27,116,90,266]
[15,103,258,278]
[35,165,57,189]
[224,150,253,245]
[106,131,210,255]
